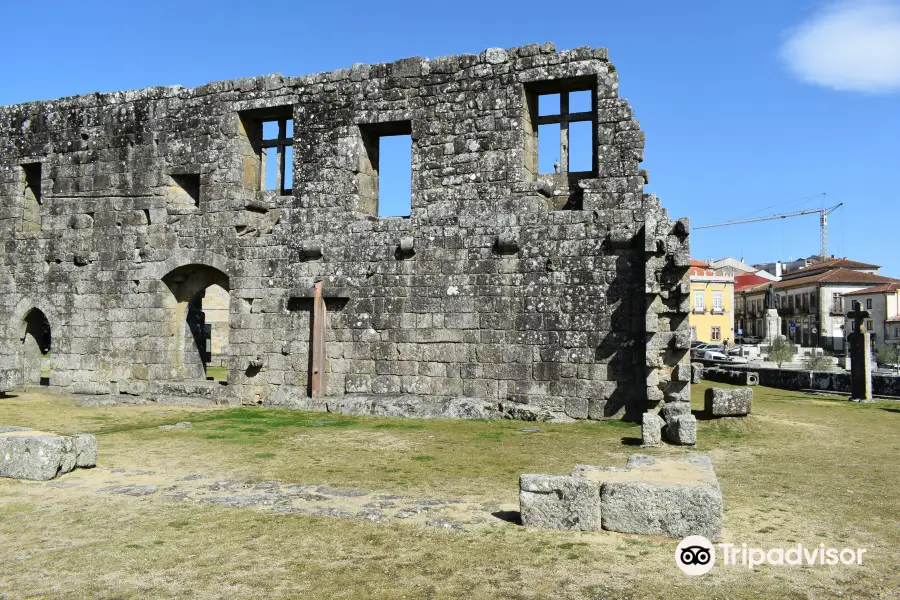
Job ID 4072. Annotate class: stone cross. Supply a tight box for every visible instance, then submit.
[847,301,869,335]
[310,281,327,398]
[846,301,873,402]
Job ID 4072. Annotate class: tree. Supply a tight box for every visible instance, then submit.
[803,353,832,371]
[767,336,796,368]
[876,345,900,374]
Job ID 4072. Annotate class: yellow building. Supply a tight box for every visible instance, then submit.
[689,260,735,344]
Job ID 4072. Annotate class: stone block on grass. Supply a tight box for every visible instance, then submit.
[521,455,724,540]
[0,369,20,394]
[641,412,664,446]
[519,474,601,531]
[704,387,752,417]
[0,430,97,480]
[690,362,703,384]
[665,414,696,445]
[592,454,723,540]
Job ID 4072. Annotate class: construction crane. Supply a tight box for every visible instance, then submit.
[694,202,844,258]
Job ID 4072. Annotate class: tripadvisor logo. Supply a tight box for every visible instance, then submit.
[676,536,716,576]
[675,536,869,575]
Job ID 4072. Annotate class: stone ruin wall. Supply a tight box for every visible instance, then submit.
[0,43,691,420]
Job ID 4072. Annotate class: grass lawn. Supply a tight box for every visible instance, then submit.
[1,383,898,599]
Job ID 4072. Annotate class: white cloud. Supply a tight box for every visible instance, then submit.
[781,0,900,93]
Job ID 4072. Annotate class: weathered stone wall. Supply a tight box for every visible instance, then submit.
[0,43,690,419]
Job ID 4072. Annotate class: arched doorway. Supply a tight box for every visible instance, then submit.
[21,308,51,386]
[162,264,230,382]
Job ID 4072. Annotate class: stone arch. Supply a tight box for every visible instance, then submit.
[7,300,57,387]
[161,263,231,382]
[6,296,60,341]
[137,249,235,284]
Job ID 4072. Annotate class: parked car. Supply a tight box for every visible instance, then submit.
[691,343,723,359]
[703,350,749,364]
[737,335,761,345]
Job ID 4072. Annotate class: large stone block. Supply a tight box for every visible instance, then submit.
[665,414,696,445]
[593,455,723,540]
[72,433,98,467]
[0,369,21,393]
[691,362,703,384]
[704,387,752,417]
[659,401,691,422]
[519,474,601,531]
[641,412,664,446]
[0,430,97,480]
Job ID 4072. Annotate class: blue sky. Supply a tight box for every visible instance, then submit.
[1,0,898,275]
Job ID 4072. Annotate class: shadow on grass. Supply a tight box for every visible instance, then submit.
[620,437,642,446]
[880,407,900,414]
[691,409,718,421]
[492,510,522,525]
[0,393,19,399]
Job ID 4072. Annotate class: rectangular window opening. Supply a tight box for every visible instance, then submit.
[261,118,293,194]
[170,173,201,207]
[238,108,293,195]
[22,163,42,203]
[21,162,42,232]
[378,134,412,218]
[358,121,413,218]
[523,77,597,211]
[525,82,595,178]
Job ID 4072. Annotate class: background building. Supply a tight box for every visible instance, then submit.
[689,260,735,344]
[842,283,900,351]
[735,257,899,350]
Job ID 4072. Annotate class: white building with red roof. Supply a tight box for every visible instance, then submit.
[842,283,900,351]
[735,258,900,351]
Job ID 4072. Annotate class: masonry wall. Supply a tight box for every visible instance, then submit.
[0,43,691,420]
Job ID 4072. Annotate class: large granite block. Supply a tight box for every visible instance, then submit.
[704,387,752,417]
[0,369,20,394]
[641,412,664,446]
[0,429,97,481]
[519,474,601,531]
[591,455,722,540]
[666,414,697,445]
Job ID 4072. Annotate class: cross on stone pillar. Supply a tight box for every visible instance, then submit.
[290,281,351,399]
[845,300,873,402]
[847,301,870,335]
[310,281,326,398]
